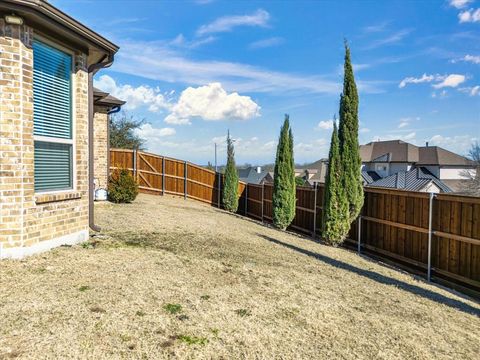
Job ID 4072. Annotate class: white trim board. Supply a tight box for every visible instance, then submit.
[0,229,88,259]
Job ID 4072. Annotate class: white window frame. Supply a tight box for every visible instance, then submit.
[33,35,77,195]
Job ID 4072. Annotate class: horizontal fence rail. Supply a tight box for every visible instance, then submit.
[110,148,480,298]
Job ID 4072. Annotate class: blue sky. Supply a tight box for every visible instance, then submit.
[53,0,479,165]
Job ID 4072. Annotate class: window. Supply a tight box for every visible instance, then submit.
[33,39,73,192]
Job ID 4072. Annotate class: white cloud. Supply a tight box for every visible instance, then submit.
[459,85,480,96]
[460,54,480,64]
[94,75,171,112]
[432,74,465,89]
[136,124,176,139]
[403,132,416,141]
[170,34,217,49]
[470,85,480,96]
[399,73,465,89]
[134,124,177,154]
[316,120,334,130]
[398,116,420,129]
[458,8,480,23]
[196,9,270,36]
[209,135,277,160]
[211,135,228,144]
[164,83,260,125]
[359,127,371,133]
[363,28,413,49]
[249,37,284,49]
[429,134,477,154]
[115,40,384,95]
[449,0,473,9]
[362,21,389,33]
[372,132,416,142]
[294,139,329,157]
[399,73,438,88]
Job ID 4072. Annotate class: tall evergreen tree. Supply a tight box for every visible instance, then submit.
[222,130,239,212]
[338,41,364,222]
[322,122,349,245]
[273,115,296,230]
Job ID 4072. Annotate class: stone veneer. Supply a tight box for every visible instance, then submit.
[0,20,89,258]
[93,108,109,190]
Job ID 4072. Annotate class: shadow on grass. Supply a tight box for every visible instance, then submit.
[257,233,480,317]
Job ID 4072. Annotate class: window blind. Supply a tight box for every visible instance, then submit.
[33,39,73,192]
[34,142,72,192]
[33,40,72,139]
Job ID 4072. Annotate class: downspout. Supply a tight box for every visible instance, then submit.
[106,105,122,186]
[88,54,114,231]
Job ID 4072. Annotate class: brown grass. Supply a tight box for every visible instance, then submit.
[1,194,479,359]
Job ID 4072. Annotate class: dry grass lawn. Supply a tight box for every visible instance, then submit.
[1,194,479,359]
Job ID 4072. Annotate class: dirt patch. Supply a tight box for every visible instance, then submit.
[1,194,479,359]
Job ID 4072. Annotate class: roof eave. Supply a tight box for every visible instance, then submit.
[1,0,119,54]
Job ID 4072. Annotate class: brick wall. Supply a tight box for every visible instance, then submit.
[0,20,89,258]
[93,108,109,189]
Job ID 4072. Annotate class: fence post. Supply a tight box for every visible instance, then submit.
[245,184,248,216]
[184,161,187,200]
[162,157,165,195]
[312,182,317,239]
[217,172,221,208]
[427,192,434,282]
[261,183,265,223]
[357,215,362,255]
[133,149,137,181]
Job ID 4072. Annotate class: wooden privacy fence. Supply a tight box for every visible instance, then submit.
[110,148,480,297]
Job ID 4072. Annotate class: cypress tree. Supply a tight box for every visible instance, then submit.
[322,122,349,245]
[222,130,239,212]
[338,41,364,222]
[273,115,296,230]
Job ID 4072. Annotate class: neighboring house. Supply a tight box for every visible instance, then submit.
[360,140,475,192]
[238,167,274,185]
[0,1,123,258]
[368,167,452,193]
[296,159,328,186]
[360,140,418,177]
[93,88,125,190]
[416,145,477,192]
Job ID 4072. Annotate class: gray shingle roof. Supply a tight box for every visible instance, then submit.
[368,167,452,192]
[361,171,381,184]
[418,146,475,166]
[360,140,419,163]
[360,140,474,166]
[239,167,273,184]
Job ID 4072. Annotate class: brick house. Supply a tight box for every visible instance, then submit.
[0,0,123,258]
[360,140,476,193]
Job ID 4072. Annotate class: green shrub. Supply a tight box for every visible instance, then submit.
[108,168,138,203]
